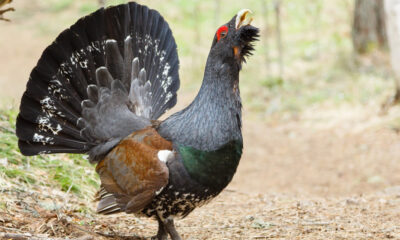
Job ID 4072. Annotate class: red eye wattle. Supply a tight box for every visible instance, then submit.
[217,25,228,41]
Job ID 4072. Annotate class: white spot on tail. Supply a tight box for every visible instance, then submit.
[39,116,62,135]
[162,63,171,80]
[106,39,117,44]
[125,35,132,42]
[33,133,54,145]
[165,92,173,103]
[161,76,172,93]
[157,150,173,163]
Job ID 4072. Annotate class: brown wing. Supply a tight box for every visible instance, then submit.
[95,127,172,214]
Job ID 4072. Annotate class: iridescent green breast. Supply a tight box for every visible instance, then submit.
[177,140,243,189]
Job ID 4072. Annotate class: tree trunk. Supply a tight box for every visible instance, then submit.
[274,0,283,79]
[214,0,221,26]
[261,0,270,74]
[352,0,387,54]
[383,0,400,109]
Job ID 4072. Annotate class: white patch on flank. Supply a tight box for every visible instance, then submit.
[155,187,164,195]
[157,150,173,163]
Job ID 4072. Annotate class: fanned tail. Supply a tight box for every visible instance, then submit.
[16,2,180,161]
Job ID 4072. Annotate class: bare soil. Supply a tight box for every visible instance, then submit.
[1,1,400,239]
[1,105,400,239]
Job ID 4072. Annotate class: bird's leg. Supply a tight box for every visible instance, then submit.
[152,216,168,240]
[163,218,182,240]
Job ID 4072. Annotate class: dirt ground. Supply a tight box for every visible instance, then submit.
[1,1,400,239]
[1,105,400,239]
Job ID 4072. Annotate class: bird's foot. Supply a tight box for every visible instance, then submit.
[163,218,182,240]
[153,216,168,240]
[155,216,182,240]
[151,234,168,240]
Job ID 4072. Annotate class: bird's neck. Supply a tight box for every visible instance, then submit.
[159,56,244,190]
[159,56,243,151]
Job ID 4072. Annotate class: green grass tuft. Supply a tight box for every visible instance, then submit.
[49,0,74,13]
[0,108,99,200]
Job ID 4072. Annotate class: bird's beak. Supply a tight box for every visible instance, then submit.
[235,9,253,30]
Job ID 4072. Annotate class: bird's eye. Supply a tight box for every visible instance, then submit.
[220,31,227,38]
[217,25,228,42]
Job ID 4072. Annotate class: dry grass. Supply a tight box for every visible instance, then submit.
[1,186,400,239]
[1,105,400,239]
[1,0,400,239]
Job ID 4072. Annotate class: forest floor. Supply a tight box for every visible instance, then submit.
[1,0,400,239]
[1,104,400,240]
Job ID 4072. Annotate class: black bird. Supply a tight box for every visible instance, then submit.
[16,3,259,239]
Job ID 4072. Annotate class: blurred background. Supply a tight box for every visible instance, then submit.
[0,0,400,229]
[1,0,400,238]
[1,0,399,113]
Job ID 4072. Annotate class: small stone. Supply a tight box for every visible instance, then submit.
[379,198,387,204]
[251,219,272,229]
[345,198,358,205]
[245,215,255,221]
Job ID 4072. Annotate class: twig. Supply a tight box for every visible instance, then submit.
[0,225,24,233]
[67,221,142,240]
[301,221,331,226]
[49,221,57,237]
[95,230,144,239]
[0,232,66,240]
[0,232,31,240]
[0,125,15,134]
[224,188,250,195]
[63,183,74,207]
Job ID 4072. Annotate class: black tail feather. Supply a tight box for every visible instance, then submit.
[16,2,180,159]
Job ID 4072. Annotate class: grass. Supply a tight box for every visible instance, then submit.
[0,108,99,200]
[48,0,74,13]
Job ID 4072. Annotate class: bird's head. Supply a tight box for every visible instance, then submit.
[210,9,260,66]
